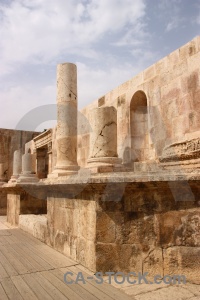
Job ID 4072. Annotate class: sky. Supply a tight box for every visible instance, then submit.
[0,0,199,131]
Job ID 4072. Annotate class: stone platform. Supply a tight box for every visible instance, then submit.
[3,171,200,285]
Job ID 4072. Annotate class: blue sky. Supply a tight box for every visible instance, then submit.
[0,0,199,131]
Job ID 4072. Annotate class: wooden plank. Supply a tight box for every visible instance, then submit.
[31,272,67,300]
[0,261,9,279]
[0,236,9,245]
[0,283,9,300]
[67,265,132,300]
[1,277,23,300]
[11,243,46,272]
[21,242,74,269]
[0,245,29,275]
[11,275,38,300]
[1,244,38,274]
[60,266,114,300]
[11,229,43,246]
[15,243,53,270]
[22,273,54,300]
[37,244,76,266]
[0,250,18,276]
[41,270,83,300]
[2,232,19,245]
[12,229,76,267]
[51,268,99,300]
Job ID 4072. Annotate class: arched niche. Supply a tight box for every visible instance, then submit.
[130,90,148,163]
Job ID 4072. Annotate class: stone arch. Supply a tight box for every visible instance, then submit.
[130,90,148,163]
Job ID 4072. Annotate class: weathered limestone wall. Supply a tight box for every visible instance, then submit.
[95,181,200,284]
[44,178,200,284]
[77,36,200,168]
[47,191,96,271]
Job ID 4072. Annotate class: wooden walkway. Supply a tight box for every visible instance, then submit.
[0,217,132,300]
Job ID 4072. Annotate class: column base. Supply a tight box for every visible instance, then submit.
[48,165,80,178]
[87,157,124,173]
[17,173,39,183]
[8,175,19,183]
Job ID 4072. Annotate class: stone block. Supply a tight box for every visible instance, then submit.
[172,59,187,79]
[167,49,180,69]
[19,214,47,242]
[179,39,197,61]
[188,52,200,73]
[96,212,116,243]
[7,193,20,226]
[159,70,172,87]
[189,111,200,131]
[172,115,189,138]
[143,248,163,280]
[155,210,200,247]
[155,57,168,75]
[161,78,181,102]
[119,244,143,273]
[178,93,193,115]
[96,243,119,272]
[144,65,155,81]
[79,207,96,241]
[118,81,129,95]
[131,136,146,149]
[129,72,143,89]
[163,98,179,120]
[192,89,200,110]
[163,247,200,284]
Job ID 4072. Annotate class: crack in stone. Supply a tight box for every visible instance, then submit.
[59,78,77,99]
[99,121,116,137]
[91,121,116,157]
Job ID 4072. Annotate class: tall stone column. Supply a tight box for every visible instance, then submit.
[87,106,122,173]
[17,149,39,183]
[51,63,79,177]
[9,149,22,183]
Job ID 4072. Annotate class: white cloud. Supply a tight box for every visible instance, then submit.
[166,18,180,32]
[0,60,142,129]
[0,0,146,75]
[0,83,56,129]
[0,0,149,130]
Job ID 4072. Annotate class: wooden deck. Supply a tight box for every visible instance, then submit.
[0,217,132,300]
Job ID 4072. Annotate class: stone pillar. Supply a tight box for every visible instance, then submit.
[51,62,79,177]
[17,150,39,183]
[9,149,22,183]
[36,148,47,179]
[87,106,122,173]
[0,163,6,185]
[47,142,52,174]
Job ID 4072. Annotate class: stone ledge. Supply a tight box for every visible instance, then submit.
[19,214,47,242]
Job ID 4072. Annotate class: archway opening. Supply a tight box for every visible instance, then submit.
[130,91,148,163]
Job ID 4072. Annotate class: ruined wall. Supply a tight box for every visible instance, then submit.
[42,179,200,284]
[0,128,40,180]
[77,36,200,169]
[0,129,41,215]
[95,181,200,284]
